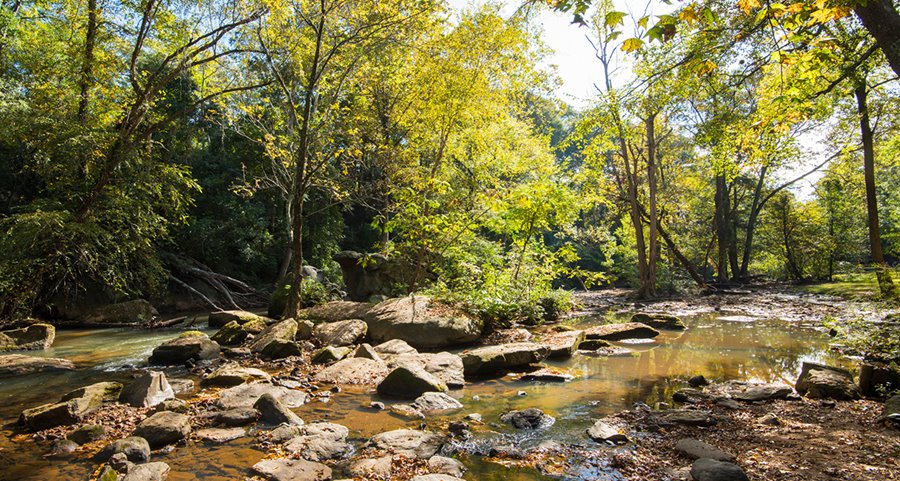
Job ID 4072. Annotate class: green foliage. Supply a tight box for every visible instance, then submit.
[824,315,900,363]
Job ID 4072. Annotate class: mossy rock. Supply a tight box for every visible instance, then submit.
[630,313,686,330]
[211,321,248,346]
[179,330,206,338]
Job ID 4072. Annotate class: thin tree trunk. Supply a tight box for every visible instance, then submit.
[646,113,659,296]
[739,164,767,279]
[77,0,98,122]
[714,173,729,282]
[855,83,897,297]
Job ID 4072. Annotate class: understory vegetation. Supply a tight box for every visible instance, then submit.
[0,0,899,325]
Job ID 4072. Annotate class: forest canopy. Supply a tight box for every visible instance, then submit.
[1,0,898,324]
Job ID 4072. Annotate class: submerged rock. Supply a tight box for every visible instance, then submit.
[149,332,219,365]
[365,296,482,349]
[68,424,107,444]
[377,365,447,399]
[500,408,555,429]
[119,371,175,408]
[0,354,75,377]
[584,322,659,341]
[121,461,171,481]
[460,343,550,376]
[0,323,55,351]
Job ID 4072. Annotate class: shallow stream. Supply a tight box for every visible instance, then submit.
[0,308,847,480]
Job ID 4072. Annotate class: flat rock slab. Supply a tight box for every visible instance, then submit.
[461,343,550,376]
[653,410,718,427]
[367,429,446,459]
[313,319,368,346]
[377,365,447,399]
[539,330,585,358]
[412,392,463,412]
[675,438,735,461]
[300,301,373,323]
[518,368,575,383]
[252,458,332,481]
[0,354,75,377]
[208,310,271,328]
[196,427,246,443]
[584,322,659,341]
[215,382,307,410]
[373,339,419,359]
[203,364,271,387]
[283,424,351,462]
[313,357,388,385]
[690,458,750,481]
[0,324,55,351]
[728,383,793,402]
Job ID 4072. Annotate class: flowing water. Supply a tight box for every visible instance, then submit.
[0,309,848,481]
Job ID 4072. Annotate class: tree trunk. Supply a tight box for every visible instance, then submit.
[854,0,900,79]
[727,186,740,280]
[714,173,729,282]
[855,83,897,297]
[276,198,293,284]
[739,164,767,279]
[77,0,98,122]
[646,113,659,296]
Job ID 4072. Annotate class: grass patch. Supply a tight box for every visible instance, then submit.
[803,269,900,301]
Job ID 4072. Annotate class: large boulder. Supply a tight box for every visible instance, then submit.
[366,429,446,459]
[795,362,860,400]
[539,330,585,359]
[211,320,265,346]
[250,319,298,354]
[96,436,151,462]
[203,364,272,387]
[119,371,175,407]
[630,313,686,330]
[251,458,331,481]
[133,411,191,448]
[373,339,418,359]
[82,300,158,325]
[314,357,389,385]
[300,301,373,324]
[377,365,447,399]
[391,352,465,389]
[149,332,219,365]
[283,422,352,462]
[365,296,482,349]
[0,354,74,377]
[313,319,367,346]
[259,339,303,360]
[207,310,271,328]
[0,324,55,351]
[584,322,660,341]
[20,381,122,430]
[216,382,307,410]
[255,393,303,426]
[460,343,550,376]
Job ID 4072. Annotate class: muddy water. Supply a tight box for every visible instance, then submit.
[0,312,845,480]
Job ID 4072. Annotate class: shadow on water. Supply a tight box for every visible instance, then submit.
[0,311,847,480]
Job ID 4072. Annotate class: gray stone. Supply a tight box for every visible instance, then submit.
[250,319,299,354]
[311,346,352,364]
[519,368,575,383]
[675,438,735,461]
[500,408,555,429]
[654,410,717,427]
[377,365,447,399]
[20,381,122,430]
[366,429,446,459]
[388,352,465,389]
[410,475,464,481]
[267,424,303,444]
[283,423,351,462]
[149,332,219,365]
[673,388,712,404]
[203,364,271,387]
[82,300,157,325]
[314,357,388,385]
[412,392,463,412]
[587,420,628,444]
[389,404,424,420]
[427,455,466,477]
[372,339,418,359]
[196,427,246,443]
[216,407,259,426]
[296,320,315,340]
[461,343,550,376]
[584,322,659,341]
[119,371,175,408]
[251,458,332,481]
[260,339,303,359]
[300,300,373,324]
[313,319,368,346]
[216,382,307,410]
[121,462,170,481]
[254,393,303,426]
[168,378,194,395]
[351,343,383,362]
[883,395,900,419]
[50,438,78,456]
[349,456,392,479]
[0,323,55,351]
[153,399,188,414]
[97,436,151,462]
[796,364,861,400]
[365,296,482,349]
[690,458,749,481]
[0,354,75,377]
[729,383,793,402]
[133,411,191,448]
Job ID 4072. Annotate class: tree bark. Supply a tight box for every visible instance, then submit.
[855,83,897,297]
[739,163,767,279]
[77,0,98,122]
[853,0,900,78]
[714,173,729,282]
[645,113,659,296]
